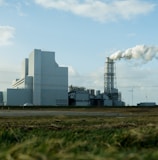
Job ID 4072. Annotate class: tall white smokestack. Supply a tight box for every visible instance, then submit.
[110,45,158,62]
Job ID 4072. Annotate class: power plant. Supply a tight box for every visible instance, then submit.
[0,48,133,107]
[0,45,157,106]
[0,49,125,106]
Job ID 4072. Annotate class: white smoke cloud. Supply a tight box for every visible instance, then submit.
[34,0,155,22]
[0,26,15,46]
[110,45,158,62]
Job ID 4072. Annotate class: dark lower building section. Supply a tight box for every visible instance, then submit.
[68,86,125,107]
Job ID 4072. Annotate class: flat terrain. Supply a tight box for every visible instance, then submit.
[0,107,158,160]
[0,107,158,117]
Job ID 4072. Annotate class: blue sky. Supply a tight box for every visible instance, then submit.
[0,0,158,105]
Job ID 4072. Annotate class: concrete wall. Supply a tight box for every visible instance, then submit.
[30,50,42,105]
[29,49,68,106]
[6,89,32,106]
[104,99,113,106]
[0,92,3,105]
[69,91,90,106]
[25,76,33,89]
[21,58,28,78]
[76,101,90,106]
[41,89,68,106]
[75,92,89,101]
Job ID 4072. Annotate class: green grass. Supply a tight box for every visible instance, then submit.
[0,113,158,159]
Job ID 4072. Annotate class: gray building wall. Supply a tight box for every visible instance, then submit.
[28,49,68,106]
[21,58,28,78]
[8,49,68,106]
[69,91,90,106]
[29,50,42,105]
[5,89,32,106]
[0,92,3,105]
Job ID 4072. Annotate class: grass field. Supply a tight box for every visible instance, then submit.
[0,107,158,160]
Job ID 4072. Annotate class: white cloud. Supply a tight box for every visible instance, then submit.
[15,2,28,17]
[0,1,29,16]
[0,26,15,46]
[34,0,155,22]
[14,1,31,17]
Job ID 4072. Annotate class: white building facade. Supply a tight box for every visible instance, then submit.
[4,49,68,106]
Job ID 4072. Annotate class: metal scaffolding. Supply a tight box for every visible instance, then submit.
[104,57,115,94]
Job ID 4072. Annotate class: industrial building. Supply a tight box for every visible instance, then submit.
[1,49,68,106]
[68,86,91,106]
[0,49,125,106]
[137,102,156,107]
[68,57,125,106]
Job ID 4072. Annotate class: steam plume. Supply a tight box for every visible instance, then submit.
[110,45,158,61]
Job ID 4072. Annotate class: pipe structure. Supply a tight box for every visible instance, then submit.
[104,57,115,94]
